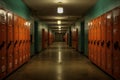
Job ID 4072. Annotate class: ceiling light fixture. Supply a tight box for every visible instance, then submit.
[57,6,63,14]
[57,20,61,24]
[58,26,61,29]
[57,2,63,14]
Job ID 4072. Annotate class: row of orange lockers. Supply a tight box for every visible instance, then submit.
[88,7,120,80]
[0,8,30,79]
[42,29,54,49]
[64,29,78,50]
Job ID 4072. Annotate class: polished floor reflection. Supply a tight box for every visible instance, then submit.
[5,42,113,80]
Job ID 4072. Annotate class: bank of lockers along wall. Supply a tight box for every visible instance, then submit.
[88,6,120,80]
[0,8,31,80]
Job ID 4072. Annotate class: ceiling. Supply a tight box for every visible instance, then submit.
[23,0,97,33]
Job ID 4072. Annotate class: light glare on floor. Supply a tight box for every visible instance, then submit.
[58,51,62,63]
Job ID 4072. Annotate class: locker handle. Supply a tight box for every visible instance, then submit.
[7,41,12,49]
[106,41,110,48]
[14,41,18,47]
[94,41,96,45]
[101,41,104,46]
[97,41,100,46]
[114,41,119,50]
[91,41,93,44]
[0,41,5,50]
[19,40,22,46]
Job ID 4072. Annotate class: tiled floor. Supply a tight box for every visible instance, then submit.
[5,42,114,80]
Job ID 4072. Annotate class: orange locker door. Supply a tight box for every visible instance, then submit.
[106,11,113,75]
[91,20,94,63]
[93,19,97,64]
[13,15,19,70]
[101,14,107,71]
[18,17,23,66]
[113,7,120,79]
[76,29,78,50]
[89,21,93,61]
[0,8,7,79]
[96,18,99,66]
[90,21,94,62]
[6,12,14,74]
[97,17,102,67]
[88,23,90,60]
[90,22,93,61]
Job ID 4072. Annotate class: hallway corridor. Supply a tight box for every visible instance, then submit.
[5,42,113,80]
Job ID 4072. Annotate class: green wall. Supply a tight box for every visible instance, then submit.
[30,20,35,56]
[84,0,120,56]
[34,21,48,53]
[71,21,84,53]
[2,0,30,19]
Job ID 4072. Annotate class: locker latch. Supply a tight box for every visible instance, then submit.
[0,41,5,50]
[101,41,104,46]
[106,41,110,48]
[97,41,100,46]
[14,41,18,47]
[7,41,12,49]
[114,41,119,50]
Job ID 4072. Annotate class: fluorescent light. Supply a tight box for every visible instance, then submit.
[57,6,63,14]
[57,20,61,24]
[58,26,61,29]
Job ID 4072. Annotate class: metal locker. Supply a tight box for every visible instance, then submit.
[88,21,91,60]
[97,17,102,67]
[96,17,100,66]
[13,14,19,70]
[6,11,14,75]
[0,8,7,79]
[76,29,78,50]
[90,20,94,62]
[91,20,94,62]
[101,14,107,71]
[93,19,97,64]
[90,22,93,61]
[106,11,113,75]
[113,7,120,79]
